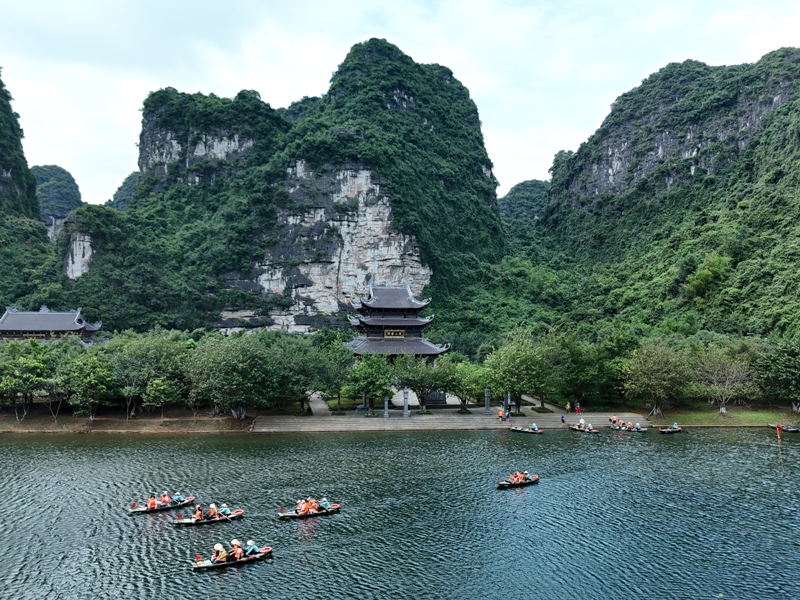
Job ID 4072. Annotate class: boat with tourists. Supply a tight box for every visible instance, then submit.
[570,424,599,433]
[192,545,273,570]
[497,472,539,488]
[278,497,340,519]
[508,425,543,434]
[610,425,647,433]
[659,424,682,434]
[172,508,244,525]
[128,495,195,514]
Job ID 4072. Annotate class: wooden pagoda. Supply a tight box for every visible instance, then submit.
[347,283,448,360]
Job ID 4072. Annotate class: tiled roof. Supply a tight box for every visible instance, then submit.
[347,337,448,356]
[348,315,433,327]
[0,307,101,332]
[357,283,430,310]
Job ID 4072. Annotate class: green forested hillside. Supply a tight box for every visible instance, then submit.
[31,165,83,220]
[489,48,800,342]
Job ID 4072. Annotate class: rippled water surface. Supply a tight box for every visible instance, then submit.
[0,429,798,599]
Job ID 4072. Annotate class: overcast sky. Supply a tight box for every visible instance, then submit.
[2,1,800,204]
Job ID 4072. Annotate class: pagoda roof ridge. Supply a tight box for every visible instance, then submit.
[355,282,430,310]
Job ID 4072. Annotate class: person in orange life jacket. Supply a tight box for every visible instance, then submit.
[211,543,227,564]
[159,491,171,507]
[193,505,203,521]
[307,497,319,512]
[206,503,218,520]
[245,540,260,556]
[230,540,245,561]
[146,494,157,510]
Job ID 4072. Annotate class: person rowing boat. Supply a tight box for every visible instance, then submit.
[219,503,232,517]
[245,540,260,556]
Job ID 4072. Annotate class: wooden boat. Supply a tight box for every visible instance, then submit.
[658,426,682,434]
[610,426,647,433]
[128,496,195,514]
[192,546,273,570]
[569,425,599,433]
[172,509,244,525]
[508,426,543,434]
[278,504,341,519]
[768,424,800,433]
[497,475,539,489]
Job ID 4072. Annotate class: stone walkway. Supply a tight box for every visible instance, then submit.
[250,408,650,433]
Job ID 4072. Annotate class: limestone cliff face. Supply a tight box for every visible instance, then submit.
[550,54,798,206]
[65,231,94,279]
[138,123,254,183]
[223,160,431,333]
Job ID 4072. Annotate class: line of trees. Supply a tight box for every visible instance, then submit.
[1,326,799,423]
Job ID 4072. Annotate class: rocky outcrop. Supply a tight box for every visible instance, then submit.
[552,56,797,204]
[65,232,94,279]
[138,127,254,182]
[224,160,431,333]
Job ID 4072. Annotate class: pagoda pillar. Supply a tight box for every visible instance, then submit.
[383,394,389,418]
[403,388,410,417]
[484,387,491,415]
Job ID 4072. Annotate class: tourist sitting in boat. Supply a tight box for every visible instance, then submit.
[320,498,331,510]
[611,415,617,425]
[230,539,245,560]
[531,423,538,431]
[206,503,219,520]
[174,492,185,503]
[579,418,585,428]
[146,494,158,510]
[296,499,308,514]
[523,471,531,481]
[159,491,171,507]
[626,422,634,431]
[307,497,319,512]
[672,423,679,430]
[219,503,232,516]
[635,423,641,431]
[193,505,203,521]
[587,424,593,431]
[245,540,260,556]
[211,543,227,564]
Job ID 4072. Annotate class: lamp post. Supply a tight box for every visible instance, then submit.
[484,387,491,415]
[403,388,409,417]
[383,394,389,418]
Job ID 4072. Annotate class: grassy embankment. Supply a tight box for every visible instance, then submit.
[648,406,798,427]
[0,404,307,433]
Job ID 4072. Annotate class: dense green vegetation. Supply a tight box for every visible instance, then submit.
[0,69,38,219]
[105,171,138,210]
[31,164,83,220]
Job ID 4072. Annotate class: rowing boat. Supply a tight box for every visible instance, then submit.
[192,546,272,570]
[278,504,340,519]
[172,509,244,525]
[128,496,196,514]
[658,427,682,434]
[497,475,539,489]
[569,425,599,433]
[508,426,543,434]
[768,424,800,433]
[610,426,647,433]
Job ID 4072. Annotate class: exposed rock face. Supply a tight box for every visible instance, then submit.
[555,72,794,203]
[138,120,254,182]
[225,160,431,333]
[65,232,94,279]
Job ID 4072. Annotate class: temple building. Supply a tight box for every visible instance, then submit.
[347,283,449,360]
[0,306,101,343]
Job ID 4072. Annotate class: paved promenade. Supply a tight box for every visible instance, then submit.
[250,407,651,433]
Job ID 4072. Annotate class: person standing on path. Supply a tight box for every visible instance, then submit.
[565,402,571,414]
[561,414,565,427]
[575,402,581,416]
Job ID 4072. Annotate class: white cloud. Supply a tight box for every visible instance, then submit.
[2,0,799,202]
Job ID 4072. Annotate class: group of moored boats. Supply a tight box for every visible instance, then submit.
[510,418,682,435]
[128,492,340,571]
[769,424,800,433]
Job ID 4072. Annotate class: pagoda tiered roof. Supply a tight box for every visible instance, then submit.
[347,337,448,356]
[351,283,430,311]
[0,306,101,342]
[347,315,434,327]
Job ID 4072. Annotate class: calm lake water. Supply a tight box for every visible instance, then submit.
[0,429,797,599]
